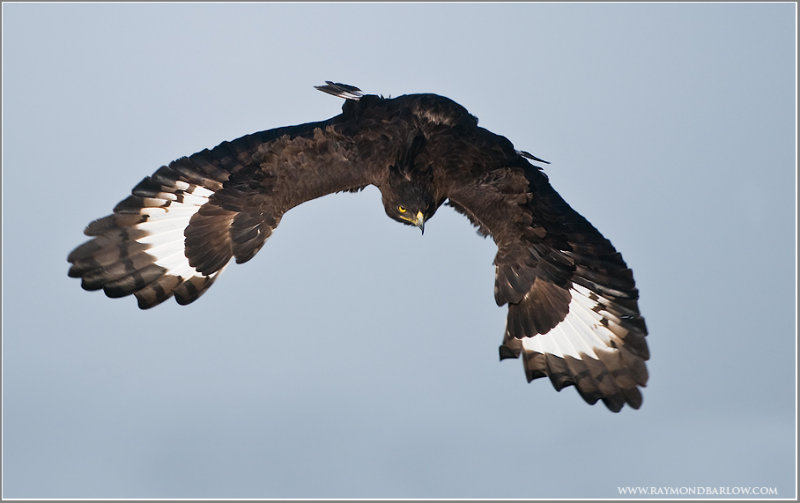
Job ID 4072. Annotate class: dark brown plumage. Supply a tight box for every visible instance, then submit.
[67,82,649,411]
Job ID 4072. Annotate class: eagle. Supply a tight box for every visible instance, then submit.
[67,82,649,412]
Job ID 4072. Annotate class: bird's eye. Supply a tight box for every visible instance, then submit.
[397,205,407,213]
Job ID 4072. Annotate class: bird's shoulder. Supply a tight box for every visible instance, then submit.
[341,92,478,132]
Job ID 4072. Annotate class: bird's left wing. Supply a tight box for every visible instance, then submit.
[67,116,378,309]
[440,129,649,412]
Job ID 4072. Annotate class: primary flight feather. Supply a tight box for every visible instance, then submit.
[67,82,649,412]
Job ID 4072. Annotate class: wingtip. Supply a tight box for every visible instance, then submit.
[315,81,364,100]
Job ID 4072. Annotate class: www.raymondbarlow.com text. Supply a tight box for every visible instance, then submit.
[617,486,778,496]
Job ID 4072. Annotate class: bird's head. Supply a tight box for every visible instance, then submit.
[378,133,443,234]
[380,181,438,234]
[380,164,440,234]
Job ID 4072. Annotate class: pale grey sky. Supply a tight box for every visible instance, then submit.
[2,2,796,499]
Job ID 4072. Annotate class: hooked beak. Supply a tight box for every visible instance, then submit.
[414,210,425,235]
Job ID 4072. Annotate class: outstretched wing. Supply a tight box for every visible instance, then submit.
[441,128,649,412]
[67,114,375,309]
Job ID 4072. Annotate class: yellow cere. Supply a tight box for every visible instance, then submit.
[398,210,424,226]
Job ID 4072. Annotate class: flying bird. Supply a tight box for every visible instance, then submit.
[67,82,649,411]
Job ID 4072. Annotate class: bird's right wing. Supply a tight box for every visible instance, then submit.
[67,116,381,309]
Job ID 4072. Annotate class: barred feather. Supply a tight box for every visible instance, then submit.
[501,284,648,411]
[68,172,228,308]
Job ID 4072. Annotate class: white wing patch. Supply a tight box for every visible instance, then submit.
[68,170,234,308]
[521,284,627,360]
[136,185,225,281]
